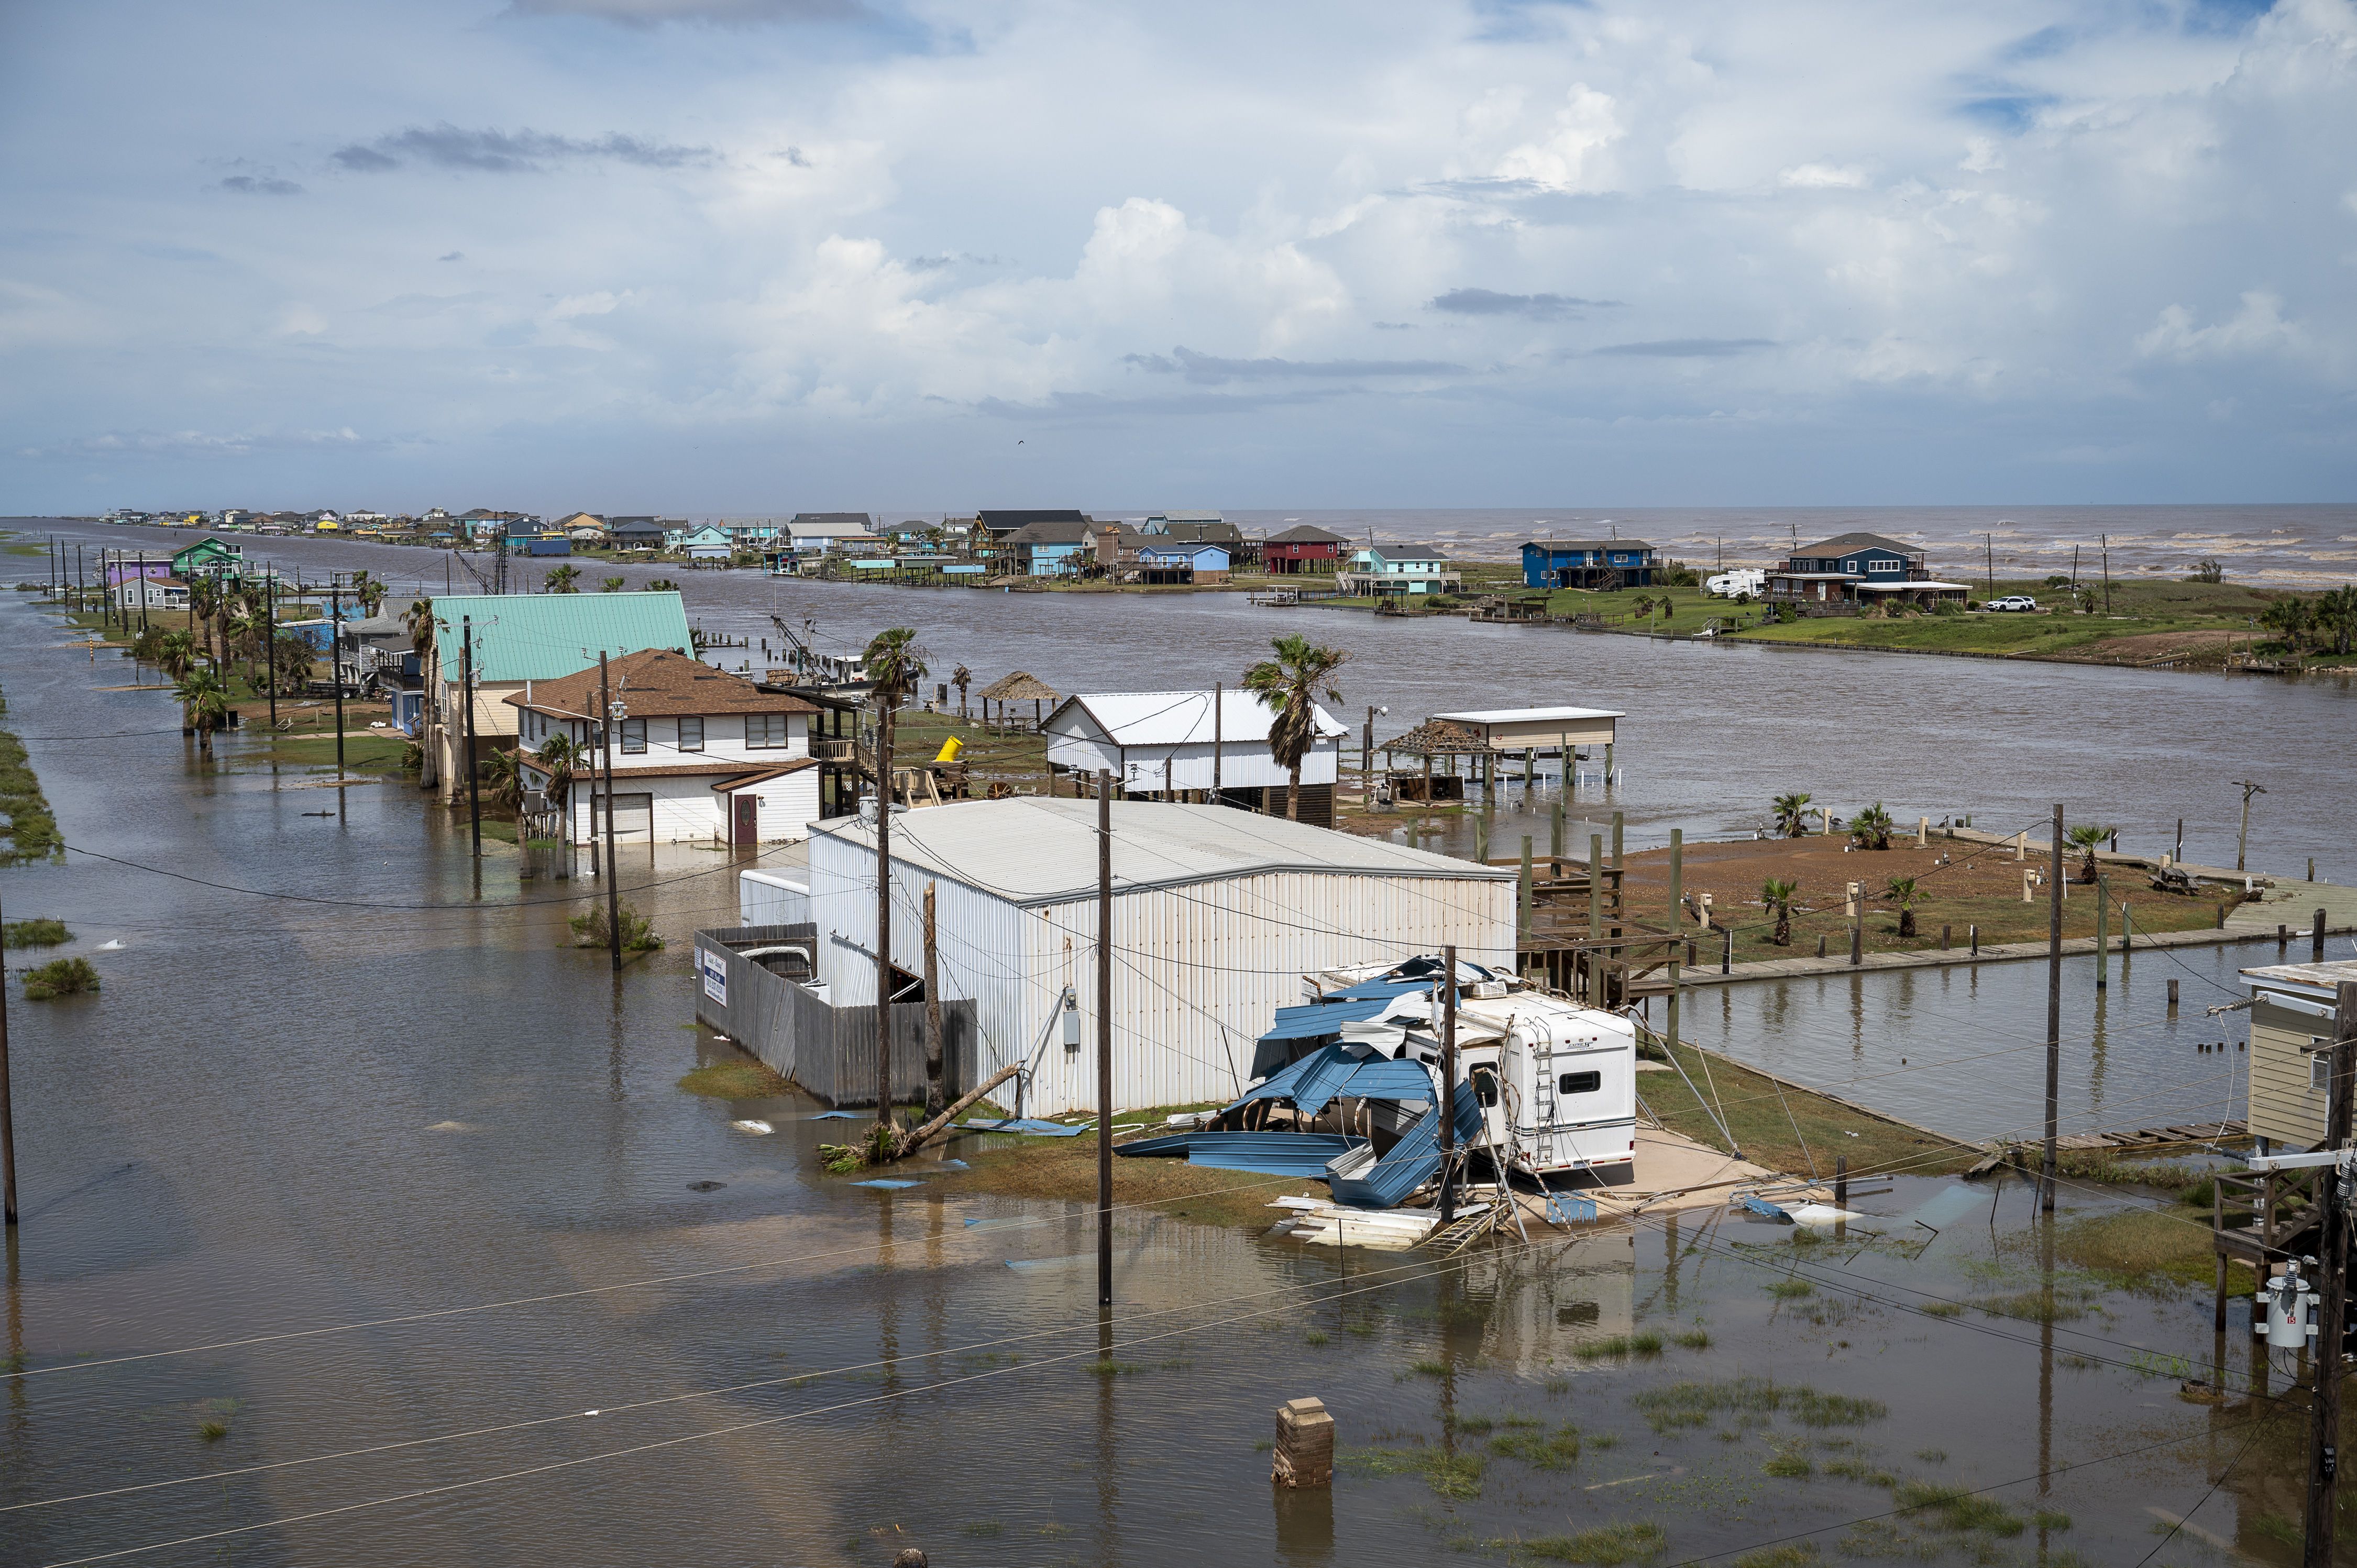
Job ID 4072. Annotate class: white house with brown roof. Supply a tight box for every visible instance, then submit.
[505,649,824,846]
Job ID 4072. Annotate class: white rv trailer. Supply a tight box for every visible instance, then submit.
[1308,960,1639,1187]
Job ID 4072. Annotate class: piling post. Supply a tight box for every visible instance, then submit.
[0,880,16,1226]
[2041,804,2063,1214]
[2168,978,2180,1013]
[1941,924,1951,951]
[1604,741,1614,787]
[1551,796,1565,860]
[1588,834,1603,945]
[1918,816,1928,847]
[2317,909,2329,964]
[1970,923,1979,956]
[1816,934,1826,959]
[1519,837,1534,946]
[1834,1154,1847,1210]
[1610,811,1624,938]
[1669,829,1683,946]
[922,881,944,1119]
[2095,876,2109,991]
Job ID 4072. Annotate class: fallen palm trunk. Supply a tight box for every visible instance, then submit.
[820,1062,1025,1172]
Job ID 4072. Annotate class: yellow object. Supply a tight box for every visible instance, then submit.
[932,736,964,764]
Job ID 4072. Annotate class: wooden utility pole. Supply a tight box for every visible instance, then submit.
[2041,803,2063,1213]
[1440,943,1458,1224]
[330,580,345,781]
[599,653,622,972]
[2100,533,2112,617]
[1097,770,1114,1308]
[0,881,17,1227]
[874,683,896,1135]
[1211,682,1221,803]
[2232,780,2265,872]
[2303,979,2357,1567]
[462,616,482,859]
[265,573,277,731]
[922,881,944,1118]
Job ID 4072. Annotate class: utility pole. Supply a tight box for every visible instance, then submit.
[2100,533,2112,617]
[265,573,277,731]
[1211,682,1221,803]
[1362,705,1374,788]
[875,680,897,1138]
[1440,942,1458,1225]
[599,653,622,973]
[1986,533,1995,602]
[1097,769,1114,1308]
[462,616,482,860]
[922,881,944,1119]
[2302,979,2357,1567]
[2232,780,2265,873]
[2041,803,2063,1213]
[330,580,345,781]
[0,879,16,1227]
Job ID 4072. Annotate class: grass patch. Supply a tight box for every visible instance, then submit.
[1340,1443,1486,1498]
[1920,1301,1965,1318]
[1731,1547,1818,1567]
[676,1058,790,1098]
[1456,1415,1494,1435]
[1408,1357,1450,1377]
[1488,1423,1583,1470]
[1767,1280,1815,1300]
[2051,1206,2233,1291]
[1673,1327,1712,1350]
[1516,1521,1667,1563]
[1974,1289,2091,1323]
[2031,1509,2072,1531]
[1631,1378,1887,1436]
[1764,1442,1813,1478]
[1573,1332,1664,1360]
[568,898,662,952]
[1892,1480,2024,1537]
[196,1420,228,1442]
[1305,1329,1330,1346]
[21,957,98,1000]
[1618,1036,1967,1180]
[1084,1360,1140,1377]
[0,717,62,862]
[4,918,70,947]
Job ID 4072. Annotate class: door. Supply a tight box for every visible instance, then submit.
[732,792,759,846]
[590,792,654,842]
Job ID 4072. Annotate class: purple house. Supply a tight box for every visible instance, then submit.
[104,557,175,588]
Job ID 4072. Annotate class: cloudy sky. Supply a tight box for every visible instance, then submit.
[2,0,2351,512]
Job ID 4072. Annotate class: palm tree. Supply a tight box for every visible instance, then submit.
[175,665,232,753]
[1848,802,1895,851]
[150,629,198,683]
[1763,877,1800,946]
[2316,585,2357,657]
[545,565,582,594]
[349,569,386,616]
[951,664,972,719]
[647,578,679,592]
[1886,876,1920,938]
[269,631,315,697]
[863,626,928,1140]
[483,747,525,810]
[404,596,437,671]
[535,732,585,796]
[186,577,224,667]
[1772,792,1813,838]
[600,576,626,593]
[2065,823,2112,883]
[1243,632,1350,822]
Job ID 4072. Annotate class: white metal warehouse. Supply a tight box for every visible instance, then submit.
[805,798,1516,1117]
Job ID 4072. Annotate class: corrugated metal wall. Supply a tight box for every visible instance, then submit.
[810,834,1514,1117]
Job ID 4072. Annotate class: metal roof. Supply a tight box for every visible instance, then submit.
[427,592,693,683]
[1229,1042,1437,1117]
[2243,960,2357,998]
[819,798,1514,908]
[1257,998,1396,1043]
[1432,706,1626,725]
[1046,690,1346,748]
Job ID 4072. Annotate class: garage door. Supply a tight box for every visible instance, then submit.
[590,792,654,842]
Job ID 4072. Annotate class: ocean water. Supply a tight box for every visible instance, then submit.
[1206,504,2357,584]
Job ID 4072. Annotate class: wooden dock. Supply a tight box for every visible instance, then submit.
[2053,1120,2246,1153]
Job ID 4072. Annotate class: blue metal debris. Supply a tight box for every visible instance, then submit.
[1738,1195,1792,1222]
[853,1178,923,1189]
[1255,997,1393,1044]
[1116,1130,1365,1177]
[955,1118,1091,1137]
[1226,1042,1436,1119]
[1327,1081,1487,1210]
[1318,978,1437,1003]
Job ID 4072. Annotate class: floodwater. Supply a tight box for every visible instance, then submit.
[0,529,2344,1565]
[24,518,2357,884]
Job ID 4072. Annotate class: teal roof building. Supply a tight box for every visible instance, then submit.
[428,592,693,682]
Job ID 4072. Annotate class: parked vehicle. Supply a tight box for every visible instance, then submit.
[1987,595,2040,612]
[1705,568,1766,599]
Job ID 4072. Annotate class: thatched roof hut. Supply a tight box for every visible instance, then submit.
[1382,718,1495,757]
[978,670,1061,730]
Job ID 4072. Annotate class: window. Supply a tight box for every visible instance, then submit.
[1470,1065,1500,1108]
[1843,558,1858,572]
[1558,1070,1602,1096]
[747,713,791,749]
[620,719,646,754]
[678,716,704,753]
[2314,1054,2332,1094]
[1867,557,1900,573]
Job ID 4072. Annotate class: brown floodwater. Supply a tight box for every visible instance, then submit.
[0,524,2345,1565]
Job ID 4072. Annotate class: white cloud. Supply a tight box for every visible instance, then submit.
[2,0,2354,505]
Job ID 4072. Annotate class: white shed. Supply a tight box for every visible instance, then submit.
[806,799,1516,1116]
[1429,706,1623,750]
[1040,690,1345,794]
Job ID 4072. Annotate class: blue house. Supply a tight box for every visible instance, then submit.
[1522,539,1657,591]
[1764,532,1964,613]
[1138,540,1230,580]
[1007,518,1095,577]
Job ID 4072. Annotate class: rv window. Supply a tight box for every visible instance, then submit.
[1470,1065,1500,1108]
[1559,1070,1602,1095]
[2315,1054,2333,1094]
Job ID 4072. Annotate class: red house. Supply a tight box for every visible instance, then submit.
[1261,523,1348,575]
